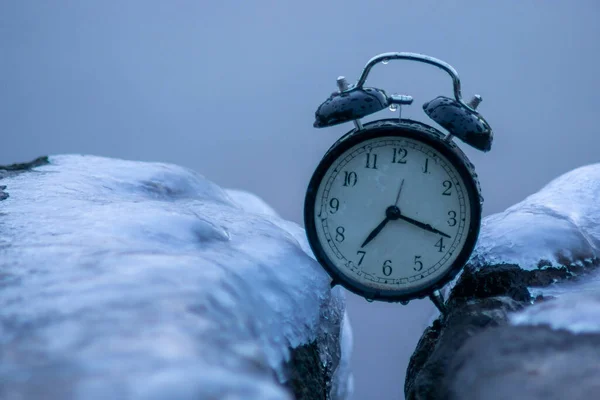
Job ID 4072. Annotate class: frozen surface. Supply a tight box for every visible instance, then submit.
[226,189,280,218]
[467,163,600,335]
[0,155,352,400]
[470,163,600,270]
[332,313,354,400]
[511,288,600,334]
[511,264,600,334]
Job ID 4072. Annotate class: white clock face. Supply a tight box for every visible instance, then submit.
[311,135,474,297]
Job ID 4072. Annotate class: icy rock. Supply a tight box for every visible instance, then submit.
[511,288,600,334]
[226,189,280,218]
[406,164,600,400]
[470,163,600,270]
[0,155,352,400]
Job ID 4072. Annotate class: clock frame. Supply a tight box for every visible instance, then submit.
[304,119,482,303]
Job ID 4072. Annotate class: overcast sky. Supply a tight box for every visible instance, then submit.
[1,1,599,399]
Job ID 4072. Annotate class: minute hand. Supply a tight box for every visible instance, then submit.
[398,214,451,238]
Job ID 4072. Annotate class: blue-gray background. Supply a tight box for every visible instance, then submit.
[1,1,598,399]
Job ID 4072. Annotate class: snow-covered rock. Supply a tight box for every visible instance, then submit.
[470,163,600,270]
[511,287,600,334]
[406,164,600,400]
[226,189,280,218]
[0,155,352,400]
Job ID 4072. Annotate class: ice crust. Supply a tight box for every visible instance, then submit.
[511,286,600,334]
[0,155,352,399]
[465,163,600,334]
[225,189,280,218]
[470,163,600,270]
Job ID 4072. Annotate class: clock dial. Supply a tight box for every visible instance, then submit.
[308,131,478,299]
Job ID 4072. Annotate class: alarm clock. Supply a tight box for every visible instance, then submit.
[304,52,493,311]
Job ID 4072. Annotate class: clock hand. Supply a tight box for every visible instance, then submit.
[360,216,391,248]
[392,182,450,238]
[360,206,404,248]
[394,178,405,206]
[397,214,451,238]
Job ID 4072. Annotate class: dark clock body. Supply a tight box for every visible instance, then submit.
[304,119,482,302]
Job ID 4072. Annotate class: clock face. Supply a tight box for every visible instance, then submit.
[305,126,480,301]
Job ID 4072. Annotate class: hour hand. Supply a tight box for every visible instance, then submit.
[360,217,391,248]
[398,214,451,238]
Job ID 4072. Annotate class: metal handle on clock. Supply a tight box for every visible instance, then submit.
[354,52,477,113]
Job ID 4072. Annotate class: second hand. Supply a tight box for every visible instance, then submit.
[394,178,405,206]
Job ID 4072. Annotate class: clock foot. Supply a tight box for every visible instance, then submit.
[429,290,447,315]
